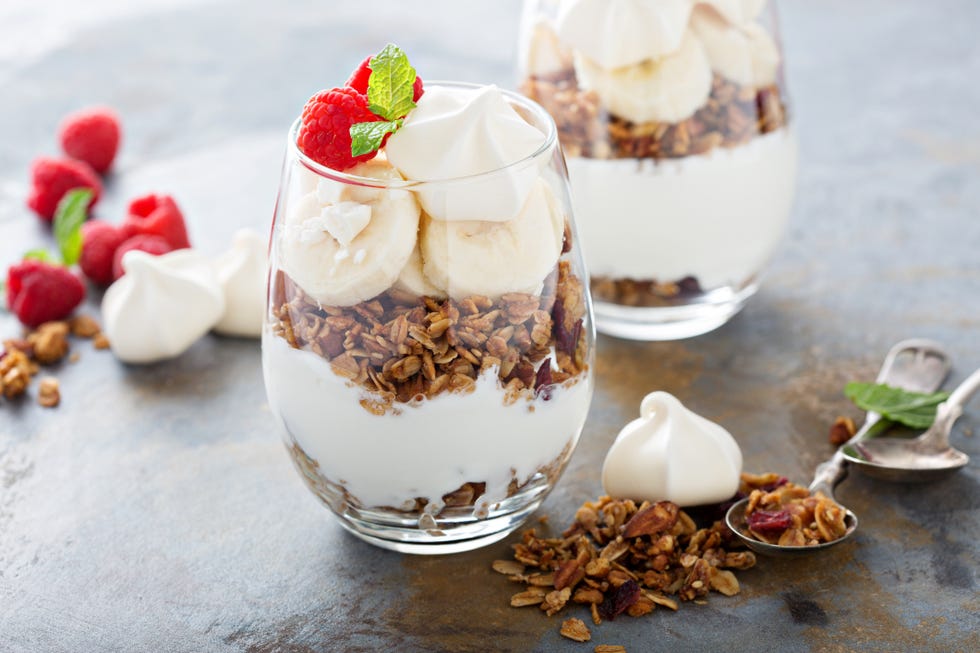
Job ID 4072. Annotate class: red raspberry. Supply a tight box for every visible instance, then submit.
[112,234,174,281]
[5,260,86,328]
[346,56,424,102]
[122,194,191,250]
[58,107,122,174]
[296,87,385,171]
[79,220,127,286]
[26,156,102,222]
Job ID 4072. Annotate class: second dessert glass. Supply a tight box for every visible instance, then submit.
[519,0,798,339]
[263,82,595,554]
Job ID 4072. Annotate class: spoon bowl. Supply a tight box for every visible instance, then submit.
[842,366,979,482]
[725,498,858,558]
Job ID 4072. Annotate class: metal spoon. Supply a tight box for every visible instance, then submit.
[843,367,979,482]
[725,339,950,556]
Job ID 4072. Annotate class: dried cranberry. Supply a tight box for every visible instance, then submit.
[677,276,702,295]
[534,358,554,400]
[746,509,793,534]
[598,579,640,621]
[554,309,582,354]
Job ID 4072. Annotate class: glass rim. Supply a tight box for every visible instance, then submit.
[287,81,559,189]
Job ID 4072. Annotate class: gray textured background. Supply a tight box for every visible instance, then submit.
[1,1,978,651]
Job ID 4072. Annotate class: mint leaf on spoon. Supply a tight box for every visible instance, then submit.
[844,382,950,429]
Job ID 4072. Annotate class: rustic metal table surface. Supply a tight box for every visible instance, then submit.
[1,1,978,652]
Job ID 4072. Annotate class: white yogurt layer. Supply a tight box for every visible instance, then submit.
[262,334,593,511]
[568,128,797,289]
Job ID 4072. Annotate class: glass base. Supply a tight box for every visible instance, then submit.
[594,282,758,341]
[312,472,555,555]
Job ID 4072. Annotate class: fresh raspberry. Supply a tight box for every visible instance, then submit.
[58,107,122,174]
[79,220,127,286]
[111,234,174,281]
[296,87,385,171]
[26,156,102,222]
[345,56,424,102]
[5,260,86,328]
[122,194,191,250]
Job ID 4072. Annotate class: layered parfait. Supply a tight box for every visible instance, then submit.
[262,46,594,549]
[520,0,798,338]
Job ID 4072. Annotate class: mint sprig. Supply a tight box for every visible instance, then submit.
[23,249,55,262]
[18,187,91,267]
[844,381,950,429]
[52,188,91,265]
[351,120,401,157]
[348,44,419,159]
[366,44,418,121]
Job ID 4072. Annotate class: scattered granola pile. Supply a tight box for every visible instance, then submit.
[591,275,704,309]
[522,72,787,162]
[0,315,109,408]
[271,259,588,415]
[739,473,849,547]
[493,496,756,640]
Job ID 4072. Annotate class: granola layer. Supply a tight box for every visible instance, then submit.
[270,259,589,415]
[591,276,705,308]
[522,70,789,161]
[288,438,574,517]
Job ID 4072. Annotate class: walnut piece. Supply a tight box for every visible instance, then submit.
[28,322,70,365]
[37,377,60,408]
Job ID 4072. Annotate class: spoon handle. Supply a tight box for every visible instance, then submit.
[944,367,980,413]
[809,449,847,498]
[926,367,980,450]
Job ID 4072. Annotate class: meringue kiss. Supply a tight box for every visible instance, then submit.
[102,250,224,363]
[602,391,742,506]
[213,228,268,338]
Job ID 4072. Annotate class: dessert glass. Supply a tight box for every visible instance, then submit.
[263,83,595,553]
[519,0,798,340]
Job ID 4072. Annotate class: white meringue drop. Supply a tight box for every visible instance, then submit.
[102,250,224,364]
[602,391,742,506]
[213,228,268,338]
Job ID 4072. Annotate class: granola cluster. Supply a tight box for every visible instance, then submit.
[493,496,756,633]
[270,259,589,415]
[522,70,788,161]
[739,473,849,547]
[591,275,704,308]
[0,316,109,408]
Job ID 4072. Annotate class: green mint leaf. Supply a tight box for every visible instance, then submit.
[350,120,401,157]
[366,43,417,121]
[844,382,950,429]
[53,188,92,266]
[23,249,55,263]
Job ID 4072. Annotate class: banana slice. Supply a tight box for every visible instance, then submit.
[573,29,713,124]
[392,238,447,299]
[696,0,767,25]
[691,7,779,87]
[280,159,420,307]
[556,0,694,69]
[420,179,564,300]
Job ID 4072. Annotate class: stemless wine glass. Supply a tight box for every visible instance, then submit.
[262,83,595,554]
[519,0,798,340]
